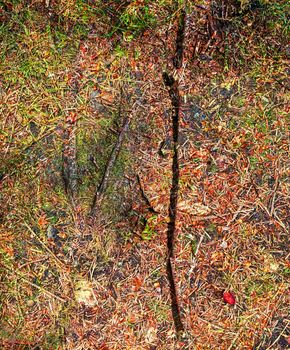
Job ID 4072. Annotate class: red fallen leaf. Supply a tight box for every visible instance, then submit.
[132,276,143,291]
[6,2,13,11]
[38,215,48,228]
[79,44,87,54]
[223,291,236,305]
[66,112,77,124]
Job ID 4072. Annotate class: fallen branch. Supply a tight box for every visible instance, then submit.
[163,1,187,336]
[90,116,130,217]
[61,120,78,200]
[173,8,186,69]
[62,69,82,202]
[163,70,184,334]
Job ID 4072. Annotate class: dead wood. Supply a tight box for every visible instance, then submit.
[163,0,188,336]
[90,116,130,217]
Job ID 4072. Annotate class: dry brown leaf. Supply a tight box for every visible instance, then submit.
[178,200,211,215]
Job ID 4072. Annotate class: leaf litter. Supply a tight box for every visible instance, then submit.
[0,0,289,349]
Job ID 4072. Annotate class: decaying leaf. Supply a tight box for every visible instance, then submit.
[178,200,211,215]
[145,326,157,345]
[74,279,96,306]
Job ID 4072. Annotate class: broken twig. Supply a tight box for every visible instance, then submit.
[136,173,159,214]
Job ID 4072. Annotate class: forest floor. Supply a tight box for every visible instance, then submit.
[0,1,289,349]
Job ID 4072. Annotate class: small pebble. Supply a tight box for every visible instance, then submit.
[46,225,58,239]
[220,240,228,249]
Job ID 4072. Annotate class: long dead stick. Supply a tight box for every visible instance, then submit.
[163,71,184,334]
[163,2,187,336]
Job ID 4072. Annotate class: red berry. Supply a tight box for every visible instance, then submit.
[223,291,236,305]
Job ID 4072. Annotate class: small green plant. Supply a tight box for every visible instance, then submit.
[141,215,157,241]
[115,44,128,58]
[149,300,170,322]
[108,3,156,39]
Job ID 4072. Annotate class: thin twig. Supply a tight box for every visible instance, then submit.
[269,164,280,217]
[136,173,159,214]
[90,116,131,217]
[265,320,290,350]
[24,223,66,269]
[0,263,68,302]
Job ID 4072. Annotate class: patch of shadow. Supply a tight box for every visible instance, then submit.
[181,102,207,128]
[25,129,58,178]
[29,121,40,137]
[13,242,28,263]
[248,208,269,223]
[270,234,290,258]
[199,53,213,62]
[254,318,290,349]
[89,90,108,113]
[46,224,67,249]
[158,132,189,157]
[92,260,114,279]
[104,176,133,216]
[110,269,125,283]
[211,85,237,99]
[124,252,141,268]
